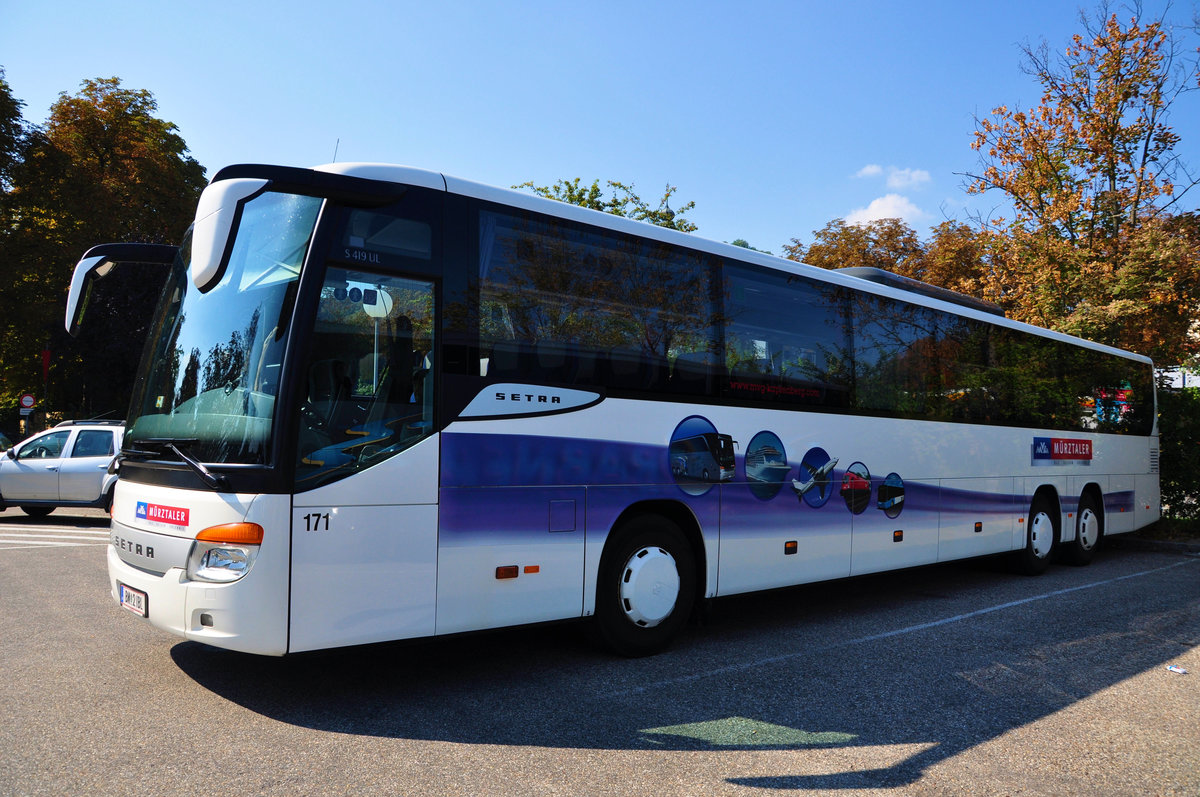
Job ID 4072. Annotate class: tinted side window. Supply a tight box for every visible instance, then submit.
[479,210,720,395]
[851,292,942,417]
[934,314,994,423]
[724,266,852,408]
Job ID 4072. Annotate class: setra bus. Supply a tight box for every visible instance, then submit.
[66,163,1160,656]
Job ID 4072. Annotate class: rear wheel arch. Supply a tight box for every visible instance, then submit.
[1061,484,1104,566]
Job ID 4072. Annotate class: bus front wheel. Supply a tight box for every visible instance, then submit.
[595,515,696,657]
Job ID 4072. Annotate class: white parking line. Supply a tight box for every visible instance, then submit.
[0,527,111,549]
[0,541,105,548]
[0,533,109,542]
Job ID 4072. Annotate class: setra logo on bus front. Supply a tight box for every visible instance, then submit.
[136,501,190,527]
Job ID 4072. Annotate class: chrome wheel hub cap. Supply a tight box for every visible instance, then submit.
[619,546,680,628]
[1078,508,1099,551]
[1030,511,1054,559]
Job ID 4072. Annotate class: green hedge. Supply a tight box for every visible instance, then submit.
[1158,387,1200,519]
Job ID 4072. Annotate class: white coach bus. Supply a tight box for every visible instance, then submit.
[66,163,1160,656]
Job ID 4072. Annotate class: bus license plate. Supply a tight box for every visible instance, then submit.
[119,583,148,617]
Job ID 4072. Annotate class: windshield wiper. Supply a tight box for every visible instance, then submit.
[123,438,230,491]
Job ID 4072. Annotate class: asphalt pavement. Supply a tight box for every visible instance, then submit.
[1,508,1197,796]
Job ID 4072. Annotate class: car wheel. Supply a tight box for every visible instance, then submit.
[20,506,54,518]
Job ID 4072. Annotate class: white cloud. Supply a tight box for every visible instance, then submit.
[853,164,933,190]
[844,194,929,226]
[886,167,931,190]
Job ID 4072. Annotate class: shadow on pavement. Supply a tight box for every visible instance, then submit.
[170,549,1200,788]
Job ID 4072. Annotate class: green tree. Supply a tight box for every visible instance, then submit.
[0,77,206,419]
[515,177,698,233]
[1157,386,1200,519]
[0,68,26,190]
[965,5,1200,363]
[730,238,771,254]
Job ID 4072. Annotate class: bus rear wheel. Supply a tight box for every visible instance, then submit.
[1014,495,1056,575]
[1060,492,1103,566]
[595,515,696,657]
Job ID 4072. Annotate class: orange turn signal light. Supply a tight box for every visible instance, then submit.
[196,523,265,546]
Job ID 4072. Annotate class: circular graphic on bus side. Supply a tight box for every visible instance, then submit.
[669,416,734,496]
[877,472,905,518]
[793,446,838,508]
[841,461,871,514]
[745,431,789,501]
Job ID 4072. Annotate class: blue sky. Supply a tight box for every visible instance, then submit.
[2,0,1195,253]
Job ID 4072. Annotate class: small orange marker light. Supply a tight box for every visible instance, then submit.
[523,565,540,574]
[893,530,904,542]
[784,541,798,555]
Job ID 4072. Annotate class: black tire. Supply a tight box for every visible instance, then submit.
[20,506,54,518]
[595,515,697,657]
[1060,491,1103,566]
[1014,495,1056,575]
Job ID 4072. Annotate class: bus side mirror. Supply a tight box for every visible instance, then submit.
[65,243,178,336]
[190,178,268,292]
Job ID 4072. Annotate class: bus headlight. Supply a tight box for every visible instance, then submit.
[186,523,264,583]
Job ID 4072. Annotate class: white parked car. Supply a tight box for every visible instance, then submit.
[0,420,124,517]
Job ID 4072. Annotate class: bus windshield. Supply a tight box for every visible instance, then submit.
[125,191,323,464]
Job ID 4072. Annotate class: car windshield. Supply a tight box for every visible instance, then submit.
[125,191,323,464]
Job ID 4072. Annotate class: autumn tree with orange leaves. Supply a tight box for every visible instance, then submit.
[784,5,1199,366]
[965,3,1200,364]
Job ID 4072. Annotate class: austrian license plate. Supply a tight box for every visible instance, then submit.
[118,583,148,617]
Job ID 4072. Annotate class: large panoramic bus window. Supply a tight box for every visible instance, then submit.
[294,267,435,490]
[981,326,1154,433]
[933,313,994,423]
[479,210,719,395]
[1060,340,1154,434]
[724,266,852,408]
[851,292,942,417]
[988,327,1061,428]
[126,191,322,464]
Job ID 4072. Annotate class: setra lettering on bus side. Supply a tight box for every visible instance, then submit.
[496,392,562,405]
